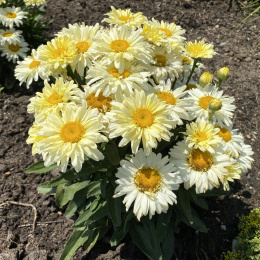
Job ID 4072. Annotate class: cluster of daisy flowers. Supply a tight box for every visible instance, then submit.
[22,6,254,221]
[0,0,46,68]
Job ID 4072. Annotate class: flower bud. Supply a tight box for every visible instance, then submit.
[199,72,213,87]
[209,98,222,111]
[217,67,230,81]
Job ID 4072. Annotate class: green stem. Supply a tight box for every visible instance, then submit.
[208,110,215,121]
[186,59,198,85]
[216,79,223,89]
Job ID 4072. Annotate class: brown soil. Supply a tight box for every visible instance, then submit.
[0,0,259,259]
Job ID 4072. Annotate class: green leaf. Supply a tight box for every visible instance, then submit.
[55,180,90,208]
[104,142,121,165]
[74,200,108,227]
[161,220,176,260]
[189,188,208,210]
[130,217,162,260]
[156,208,172,243]
[178,187,193,224]
[106,184,122,227]
[87,181,102,198]
[26,161,58,174]
[59,227,93,260]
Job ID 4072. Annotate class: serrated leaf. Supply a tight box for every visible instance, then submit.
[26,161,58,174]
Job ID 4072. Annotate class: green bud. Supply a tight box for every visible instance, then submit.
[209,98,222,111]
[217,67,230,81]
[199,72,213,87]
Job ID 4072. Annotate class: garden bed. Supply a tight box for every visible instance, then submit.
[0,0,259,259]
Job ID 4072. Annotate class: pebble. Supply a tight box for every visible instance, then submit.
[221,225,226,231]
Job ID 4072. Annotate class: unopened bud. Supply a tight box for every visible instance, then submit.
[209,98,222,111]
[199,72,213,87]
[217,67,230,81]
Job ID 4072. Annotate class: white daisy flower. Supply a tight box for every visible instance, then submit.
[169,140,231,194]
[27,77,79,123]
[37,104,108,172]
[57,23,100,76]
[0,28,22,45]
[92,25,153,73]
[0,38,29,63]
[102,6,147,28]
[107,89,174,155]
[114,149,182,220]
[235,142,254,173]
[15,49,49,88]
[149,18,186,45]
[153,79,190,126]
[222,162,242,191]
[0,6,27,28]
[185,118,222,153]
[23,0,46,6]
[215,124,244,157]
[86,60,152,100]
[150,46,183,84]
[186,84,236,127]
[0,0,6,5]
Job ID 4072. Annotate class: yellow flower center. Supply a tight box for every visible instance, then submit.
[188,149,212,172]
[76,41,89,53]
[133,108,154,128]
[194,131,208,142]
[134,167,161,193]
[119,16,132,23]
[29,60,41,69]
[110,40,130,52]
[186,84,197,90]
[60,122,85,143]
[108,67,131,78]
[157,91,176,105]
[53,48,67,59]
[217,127,232,142]
[181,55,191,65]
[3,32,13,37]
[8,44,20,52]
[154,54,167,67]
[47,93,63,105]
[198,96,214,110]
[86,92,112,113]
[6,12,17,18]
[159,28,172,37]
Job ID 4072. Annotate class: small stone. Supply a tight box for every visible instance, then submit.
[57,211,63,216]
[5,171,11,175]
[221,225,226,231]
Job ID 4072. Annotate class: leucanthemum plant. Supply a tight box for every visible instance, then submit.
[22,6,254,260]
[0,0,52,89]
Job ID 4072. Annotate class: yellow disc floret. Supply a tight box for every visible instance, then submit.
[3,32,13,37]
[182,55,191,65]
[135,167,161,193]
[29,60,41,69]
[110,40,130,52]
[86,92,112,113]
[8,44,20,52]
[6,12,17,18]
[133,108,154,128]
[198,96,214,110]
[119,16,132,23]
[76,41,89,53]
[188,149,212,172]
[194,131,208,142]
[217,127,232,142]
[60,121,85,143]
[154,54,167,67]
[47,92,63,105]
[108,68,130,78]
[53,48,66,59]
[157,92,176,105]
[159,28,172,37]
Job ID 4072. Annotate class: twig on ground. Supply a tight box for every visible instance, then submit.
[18,220,64,228]
[0,201,37,232]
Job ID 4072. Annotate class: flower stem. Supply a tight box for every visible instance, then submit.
[186,58,199,85]
[216,79,223,89]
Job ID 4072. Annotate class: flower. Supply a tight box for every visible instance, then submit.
[114,149,182,220]
[27,77,79,123]
[0,6,27,28]
[107,90,174,155]
[186,84,235,127]
[37,104,108,172]
[199,72,213,87]
[170,140,231,194]
[38,35,77,75]
[150,46,183,84]
[15,49,49,88]
[0,38,29,63]
[0,28,22,45]
[102,6,147,28]
[86,60,152,100]
[184,40,217,59]
[185,118,222,153]
[57,23,100,76]
[235,142,254,173]
[23,0,46,6]
[92,25,153,73]
[222,163,242,191]
[217,67,230,81]
[153,79,190,126]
